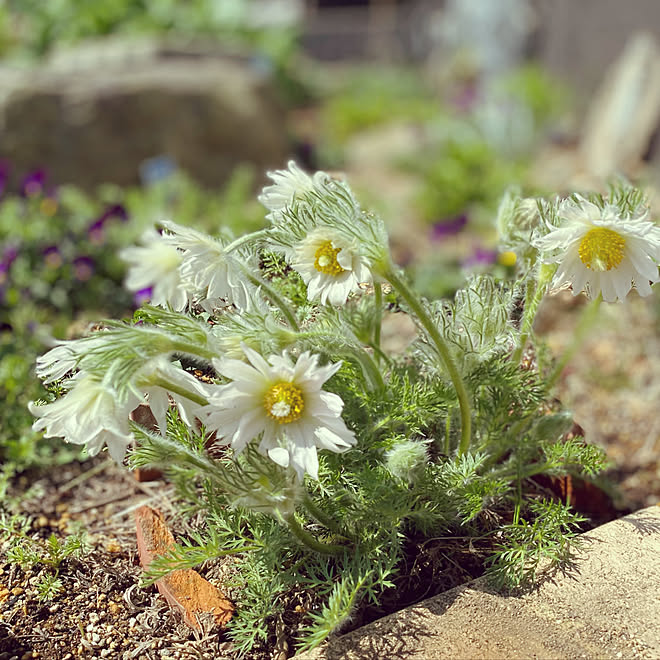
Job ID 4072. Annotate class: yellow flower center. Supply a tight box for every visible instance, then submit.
[264,382,305,424]
[578,227,626,271]
[314,241,345,276]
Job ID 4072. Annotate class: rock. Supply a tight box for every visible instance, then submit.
[0,37,289,191]
[580,32,660,180]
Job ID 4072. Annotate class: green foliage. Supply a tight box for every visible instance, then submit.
[486,499,586,589]
[319,67,437,146]
[2,0,299,65]
[405,130,526,223]
[1,516,88,572]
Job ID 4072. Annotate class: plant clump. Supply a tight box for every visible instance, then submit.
[29,163,659,656]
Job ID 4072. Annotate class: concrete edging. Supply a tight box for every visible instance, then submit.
[300,505,660,660]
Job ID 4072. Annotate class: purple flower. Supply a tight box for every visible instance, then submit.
[43,245,62,268]
[133,287,153,306]
[21,169,47,197]
[462,246,497,269]
[73,256,95,281]
[88,204,129,243]
[430,214,468,241]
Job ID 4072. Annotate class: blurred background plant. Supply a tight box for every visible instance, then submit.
[0,164,265,471]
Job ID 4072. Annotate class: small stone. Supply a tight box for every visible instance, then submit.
[48,604,59,613]
[107,601,119,614]
[36,515,49,528]
[100,650,112,658]
[11,587,24,596]
[91,633,101,644]
[105,539,122,553]
[128,617,137,628]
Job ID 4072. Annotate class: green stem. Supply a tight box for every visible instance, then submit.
[302,493,353,540]
[238,264,300,332]
[148,376,210,406]
[373,282,383,363]
[283,513,345,555]
[224,228,271,253]
[386,268,472,456]
[547,294,602,389]
[512,277,545,365]
[444,413,451,456]
[171,341,217,362]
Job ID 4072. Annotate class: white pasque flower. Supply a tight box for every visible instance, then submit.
[29,372,142,463]
[203,345,356,480]
[291,227,372,305]
[119,228,189,311]
[35,334,108,384]
[139,358,212,436]
[535,196,660,302]
[160,220,249,310]
[258,160,328,223]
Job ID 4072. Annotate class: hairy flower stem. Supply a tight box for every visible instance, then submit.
[170,341,217,362]
[238,264,300,331]
[146,377,209,406]
[386,268,472,456]
[283,513,346,555]
[302,493,354,540]
[547,294,602,389]
[373,282,383,363]
[512,263,556,365]
[224,228,271,253]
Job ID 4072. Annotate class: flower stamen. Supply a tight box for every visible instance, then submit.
[314,241,345,276]
[578,227,626,271]
[264,382,305,424]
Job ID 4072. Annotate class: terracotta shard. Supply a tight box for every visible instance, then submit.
[135,505,233,629]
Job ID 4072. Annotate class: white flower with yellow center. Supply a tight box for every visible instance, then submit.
[119,229,189,310]
[258,160,328,223]
[292,227,372,305]
[202,345,356,480]
[535,197,660,302]
[29,372,142,463]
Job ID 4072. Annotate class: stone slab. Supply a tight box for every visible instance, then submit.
[300,505,660,659]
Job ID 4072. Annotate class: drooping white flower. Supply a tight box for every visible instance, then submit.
[138,358,213,436]
[258,160,328,223]
[29,373,142,463]
[291,227,372,305]
[35,334,109,384]
[535,196,660,302]
[160,220,249,310]
[202,345,356,480]
[119,229,189,310]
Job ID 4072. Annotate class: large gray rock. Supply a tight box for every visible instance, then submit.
[0,38,290,190]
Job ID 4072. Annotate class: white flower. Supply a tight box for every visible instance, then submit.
[160,220,249,310]
[119,229,189,310]
[291,227,372,305]
[202,345,356,480]
[35,335,108,384]
[535,196,660,302]
[139,358,213,436]
[258,160,328,223]
[29,373,142,463]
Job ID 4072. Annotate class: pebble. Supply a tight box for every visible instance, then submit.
[90,633,101,645]
[128,617,137,628]
[100,650,112,658]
